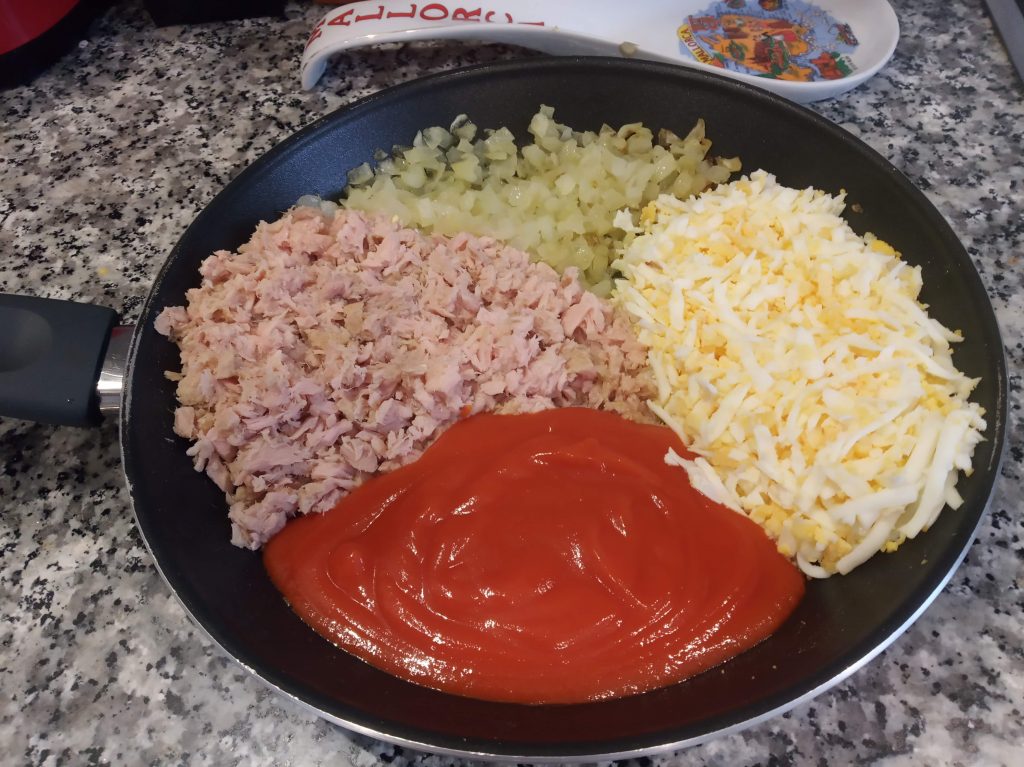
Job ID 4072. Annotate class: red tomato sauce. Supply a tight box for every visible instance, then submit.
[263,408,805,704]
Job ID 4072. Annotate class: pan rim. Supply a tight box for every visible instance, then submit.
[117,493,996,761]
[120,56,1009,759]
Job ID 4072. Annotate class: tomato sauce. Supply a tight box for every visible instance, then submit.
[263,408,805,704]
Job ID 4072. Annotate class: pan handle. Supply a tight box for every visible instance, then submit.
[0,293,127,426]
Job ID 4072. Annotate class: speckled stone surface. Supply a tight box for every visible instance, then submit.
[1,1,1021,765]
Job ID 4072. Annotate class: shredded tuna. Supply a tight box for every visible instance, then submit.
[156,208,654,548]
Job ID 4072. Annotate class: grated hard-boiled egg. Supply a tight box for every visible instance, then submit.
[613,170,987,578]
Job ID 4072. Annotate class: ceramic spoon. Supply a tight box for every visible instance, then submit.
[301,0,899,103]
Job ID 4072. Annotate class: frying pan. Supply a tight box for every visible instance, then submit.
[0,58,1007,760]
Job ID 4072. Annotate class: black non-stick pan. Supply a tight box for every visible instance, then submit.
[0,59,1007,760]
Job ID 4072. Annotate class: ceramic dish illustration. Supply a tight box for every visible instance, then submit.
[678,0,860,81]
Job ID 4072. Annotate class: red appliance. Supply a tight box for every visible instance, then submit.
[0,0,100,88]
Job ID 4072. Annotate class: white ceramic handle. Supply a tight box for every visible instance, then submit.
[300,0,659,90]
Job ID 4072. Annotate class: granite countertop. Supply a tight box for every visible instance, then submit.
[1,1,1022,764]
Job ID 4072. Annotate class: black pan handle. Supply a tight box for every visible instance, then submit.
[0,293,118,426]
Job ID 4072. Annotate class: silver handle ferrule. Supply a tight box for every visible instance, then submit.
[97,325,134,416]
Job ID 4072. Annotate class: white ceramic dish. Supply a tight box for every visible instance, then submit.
[300,0,900,103]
